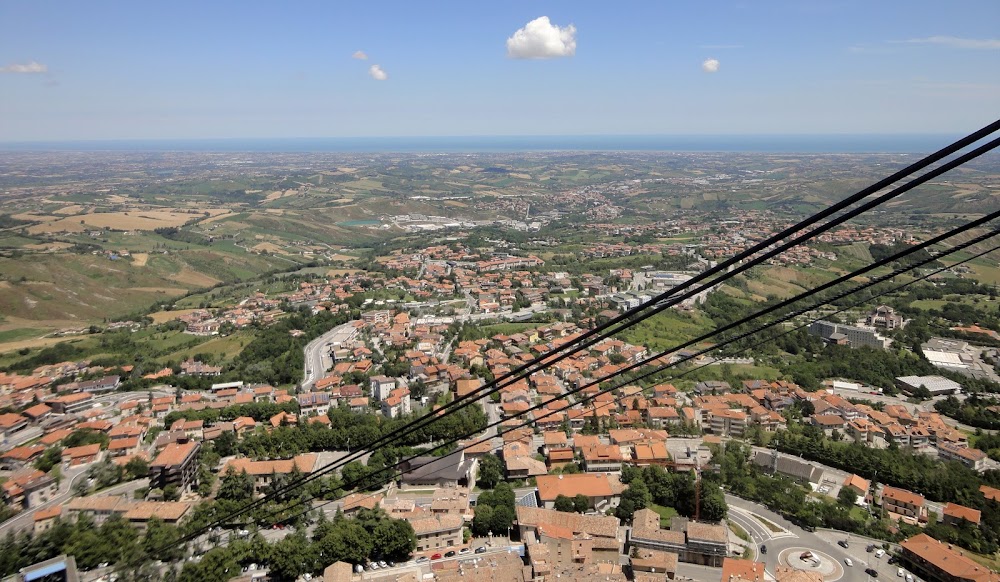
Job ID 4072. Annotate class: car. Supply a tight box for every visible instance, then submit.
[845,558,853,567]
[760,545,767,554]
[875,549,886,558]
[355,565,364,574]
[838,540,850,548]
[897,568,905,577]
[415,557,429,563]
[887,556,898,565]
[475,546,487,554]
[460,548,471,554]
[368,562,378,570]
[431,553,442,560]
[445,550,456,558]
[866,568,879,578]
[379,561,388,569]
[867,545,876,553]
[905,574,913,582]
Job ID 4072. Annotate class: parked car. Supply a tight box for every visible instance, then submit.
[431,553,442,561]
[897,568,905,577]
[845,558,853,567]
[459,548,471,554]
[867,544,876,553]
[875,549,886,558]
[475,547,487,554]
[378,561,388,569]
[905,574,914,582]
[838,540,850,548]
[415,557,429,564]
[866,568,879,578]
[444,550,456,558]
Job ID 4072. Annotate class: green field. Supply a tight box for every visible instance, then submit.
[649,503,679,527]
[0,328,48,343]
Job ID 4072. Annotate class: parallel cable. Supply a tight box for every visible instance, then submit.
[168,130,1000,538]
[206,213,1000,539]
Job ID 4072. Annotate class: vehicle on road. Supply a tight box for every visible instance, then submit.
[845,558,853,567]
[431,553,442,560]
[905,574,913,582]
[875,549,886,558]
[838,540,849,548]
[760,545,767,554]
[866,567,879,578]
[897,568,904,577]
[444,550,456,558]
[475,547,487,554]
[415,557,429,564]
[459,548,471,554]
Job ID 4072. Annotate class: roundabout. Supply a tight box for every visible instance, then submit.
[777,547,845,581]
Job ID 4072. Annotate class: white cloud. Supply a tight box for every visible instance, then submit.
[894,36,1000,50]
[702,58,720,73]
[368,64,388,81]
[506,16,577,59]
[352,50,368,60]
[0,61,48,74]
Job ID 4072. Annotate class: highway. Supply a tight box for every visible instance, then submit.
[302,322,358,390]
[716,495,920,582]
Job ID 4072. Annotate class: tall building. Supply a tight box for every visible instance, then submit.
[809,320,890,349]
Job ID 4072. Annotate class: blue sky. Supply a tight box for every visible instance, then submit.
[1,0,998,140]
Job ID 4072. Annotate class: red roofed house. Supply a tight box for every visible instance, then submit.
[62,443,102,467]
[149,440,201,493]
[901,533,1000,582]
[881,486,926,524]
[943,503,982,526]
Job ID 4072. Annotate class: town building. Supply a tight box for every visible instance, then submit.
[223,454,319,496]
[535,473,625,512]
[808,320,889,349]
[628,509,728,567]
[900,533,1000,582]
[149,440,201,493]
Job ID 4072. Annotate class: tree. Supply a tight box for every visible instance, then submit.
[477,454,504,490]
[372,518,416,562]
[554,495,575,513]
[218,467,254,501]
[162,484,180,502]
[267,532,316,582]
[838,486,858,507]
[573,494,590,514]
[471,504,494,536]
[315,519,372,565]
[125,457,149,480]
[616,479,651,523]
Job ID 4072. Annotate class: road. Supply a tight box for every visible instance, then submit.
[717,495,921,582]
[302,321,358,390]
[0,465,87,535]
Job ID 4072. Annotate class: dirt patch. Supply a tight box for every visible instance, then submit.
[168,268,220,288]
[23,242,73,251]
[149,308,204,324]
[52,205,84,215]
[129,287,188,295]
[251,242,288,254]
[328,253,357,262]
[26,210,205,234]
[131,253,149,266]
[327,269,362,276]
[197,211,235,225]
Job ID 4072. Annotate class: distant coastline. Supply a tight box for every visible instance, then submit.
[0,134,961,154]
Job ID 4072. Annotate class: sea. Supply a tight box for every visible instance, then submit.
[0,134,964,154]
